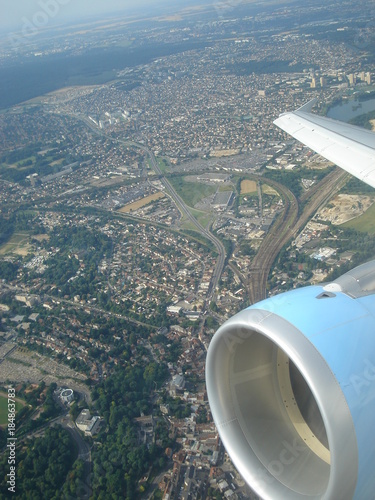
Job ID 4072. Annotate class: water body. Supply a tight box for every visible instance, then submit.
[327,97,375,122]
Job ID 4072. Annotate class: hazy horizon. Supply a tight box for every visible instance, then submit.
[0,0,209,35]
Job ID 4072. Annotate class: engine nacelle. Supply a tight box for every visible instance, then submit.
[206,260,375,499]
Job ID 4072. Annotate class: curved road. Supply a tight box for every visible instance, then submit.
[146,152,226,301]
[64,113,347,309]
[75,114,227,304]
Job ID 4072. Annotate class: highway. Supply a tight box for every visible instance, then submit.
[66,113,347,308]
[76,114,227,304]
[145,150,227,302]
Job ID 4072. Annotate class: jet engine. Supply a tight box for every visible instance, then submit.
[206,260,375,499]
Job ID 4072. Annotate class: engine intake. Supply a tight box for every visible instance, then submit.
[206,261,375,499]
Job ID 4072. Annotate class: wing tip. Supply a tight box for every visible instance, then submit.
[296,98,318,113]
[273,98,318,127]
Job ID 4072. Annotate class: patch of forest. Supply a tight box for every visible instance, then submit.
[91,362,171,498]
[0,426,77,499]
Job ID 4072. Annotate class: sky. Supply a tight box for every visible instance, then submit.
[0,0,202,34]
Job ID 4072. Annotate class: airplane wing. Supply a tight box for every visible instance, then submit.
[207,101,375,500]
[274,99,375,188]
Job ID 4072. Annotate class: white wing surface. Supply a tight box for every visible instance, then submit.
[274,100,375,188]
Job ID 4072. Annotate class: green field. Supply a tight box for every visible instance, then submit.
[342,202,375,234]
[156,157,171,174]
[0,393,24,427]
[0,231,31,255]
[1,155,36,170]
[189,208,213,228]
[181,220,200,232]
[218,184,234,192]
[169,176,216,207]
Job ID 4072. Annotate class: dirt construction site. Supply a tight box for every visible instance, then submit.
[317,194,375,225]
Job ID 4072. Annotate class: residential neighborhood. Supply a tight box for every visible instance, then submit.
[0,0,374,497]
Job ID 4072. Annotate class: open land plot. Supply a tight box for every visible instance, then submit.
[262,184,280,196]
[181,219,199,232]
[209,148,240,157]
[50,158,65,166]
[9,156,37,168]
[342,200,375,234]
[304,162,334,170]
[90,176,128,187]
[170,176,217,207]
[240,180,257,194]
[190,208,212,228]
[218,184,234,192]
[318,194,375,227]
[118,192,165,213]
[32,234,50,242]
[156,157,171,174]
[0,232,32,256]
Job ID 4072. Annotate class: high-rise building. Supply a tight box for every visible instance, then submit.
[348,73,356,86]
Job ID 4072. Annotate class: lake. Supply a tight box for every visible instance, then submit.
[327,96,375,122]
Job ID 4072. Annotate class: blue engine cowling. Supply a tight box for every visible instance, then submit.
[206,260,375,499]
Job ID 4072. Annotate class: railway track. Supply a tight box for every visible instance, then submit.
[247,168,348,304]
[248,179,298,304]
